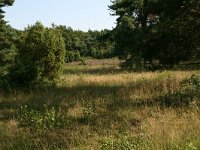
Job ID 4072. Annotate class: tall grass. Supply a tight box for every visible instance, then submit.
[0,59,200,149]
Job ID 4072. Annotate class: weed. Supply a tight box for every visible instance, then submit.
[99,134,145,150]
[17,105,65,132]
[79,101,96,124]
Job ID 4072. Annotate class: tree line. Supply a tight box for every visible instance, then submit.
[0,0,199,89]
[0,0,114,89]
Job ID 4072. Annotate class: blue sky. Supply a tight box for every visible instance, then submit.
[4,0,116,31]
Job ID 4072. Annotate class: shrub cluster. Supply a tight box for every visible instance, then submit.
[1,22,66,88]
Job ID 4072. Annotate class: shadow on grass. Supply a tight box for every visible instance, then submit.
[0,80,198,122]
[107,92,198,111]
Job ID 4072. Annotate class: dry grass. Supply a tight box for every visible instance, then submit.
[0,58,200,149]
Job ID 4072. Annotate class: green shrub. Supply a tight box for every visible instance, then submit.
[160,75,200,107]
[17,105,65,132]
[188,75,200,90]
[99,135,143,150]
[9,22,65,87]
[182,75,200,96]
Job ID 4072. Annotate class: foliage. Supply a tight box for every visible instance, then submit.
[17,105,65,132]
[110,0,200,69]
[160,75,200,107]
[9,22,66,87]
[65,51,81,63]
[56,25,115,60]
[187,75,200,90]
[0,0,16,76]
[99,135,145,150]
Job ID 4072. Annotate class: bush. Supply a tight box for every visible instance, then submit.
[9,22,65,87]
[160,75,200,107]
[188,75,200,90]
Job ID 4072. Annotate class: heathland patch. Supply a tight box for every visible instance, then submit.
[0,59,200,149]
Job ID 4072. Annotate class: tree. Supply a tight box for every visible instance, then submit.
[143,0,200,66]
[109,0,157,69]
[110,0,200,69]
[10,22,66,86]
[0,0,16,76]
[56,25,115,60]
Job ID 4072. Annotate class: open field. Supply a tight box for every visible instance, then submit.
[0,59,200,150]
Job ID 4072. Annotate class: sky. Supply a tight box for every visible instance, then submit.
[3,0,117,31]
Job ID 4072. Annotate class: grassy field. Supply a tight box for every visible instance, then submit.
[0,58,200,150]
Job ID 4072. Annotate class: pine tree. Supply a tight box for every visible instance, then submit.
[0,0,16,75]
[110,0,200,69]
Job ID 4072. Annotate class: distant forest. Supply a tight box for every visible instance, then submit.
[0,0,200,88]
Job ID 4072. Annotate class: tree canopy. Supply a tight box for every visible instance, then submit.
[109,0,200,69]
[9,22,66,86]
[0,0,16,76]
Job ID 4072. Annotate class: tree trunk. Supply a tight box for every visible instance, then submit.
[141,0,148,28]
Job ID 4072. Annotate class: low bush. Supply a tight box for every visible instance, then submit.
[17,105,65,132]
[161,75,200,107]
[99,135,145,150]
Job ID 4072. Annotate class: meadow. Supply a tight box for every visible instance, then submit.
[0,58,200,150]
